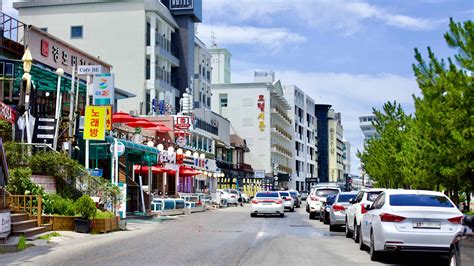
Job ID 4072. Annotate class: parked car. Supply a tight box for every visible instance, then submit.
[250,191,284,218]
[329,191,358,231]
[289,191,301,208]
[360,190,464,262]
[278,191,295,212]
[345,188,386,242]
[300,191,309,201]
[450,215,474,266]
[307,187,341,219]
[216,189,238,206]
[320,194,337,224]
[241,193,251,203]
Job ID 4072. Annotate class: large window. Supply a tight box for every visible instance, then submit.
[220,94,228,107]
[390,194,453,207]
[71,26,83,39]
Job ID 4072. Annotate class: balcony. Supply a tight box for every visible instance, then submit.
[194,118,218,136]
[271,125,292,141]
[156,34,179,67]
[271,107,292,125]
[271,143,292,158]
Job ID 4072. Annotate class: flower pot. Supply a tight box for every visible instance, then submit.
[74,219,92,233]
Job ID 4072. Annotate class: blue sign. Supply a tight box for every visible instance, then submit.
[88,168,103,177]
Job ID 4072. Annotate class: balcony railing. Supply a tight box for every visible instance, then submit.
[194,118,218,135]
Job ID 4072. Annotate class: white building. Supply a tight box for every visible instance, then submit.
[328,110,345,183]
[14,0,198,115]
[283,85,317,191]
[211,71,293,187]
[343,139,351,175]
[209,47,231,84]
[359,115,377,140]
[194,37,212,109]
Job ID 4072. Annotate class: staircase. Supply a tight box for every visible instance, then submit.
[10,213,48,238]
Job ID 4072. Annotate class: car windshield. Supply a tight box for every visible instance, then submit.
[255,192,279,198]
[367,192,382,201]
[337,194,356,203]
[390,194,454,207]
[316,189,339,197]
[279,192,290,197]
[326,195,336,204]
[289,191,297,196]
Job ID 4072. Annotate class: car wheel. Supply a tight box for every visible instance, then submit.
[319,213,323,222]
[309,212,316,220]
[449,245,460,266]
[370,231,381,262]
[250,213,257,218]
[345,220,352,238]
[329,224,337,232]
[354,223,360,243]
[306,205,309,213]
[324,214,330,225]
[359,229,366,250]
[291,207,295,212]
[279,213,285,218]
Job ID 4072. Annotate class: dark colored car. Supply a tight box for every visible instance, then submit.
[289,191,301,208]
[320,194,337,224]
[451,215,474,266]
[300,191,309,201]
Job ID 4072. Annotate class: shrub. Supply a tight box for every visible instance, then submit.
[74,195,97,220]
[44,194,75,216]
[95,209,114,219]
[6,168,44,195]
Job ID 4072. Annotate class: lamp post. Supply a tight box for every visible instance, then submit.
[21,48,33,144]
[53,68,64,150]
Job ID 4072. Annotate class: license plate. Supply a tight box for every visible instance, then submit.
[263,203,272,205]
[413,221,441,229]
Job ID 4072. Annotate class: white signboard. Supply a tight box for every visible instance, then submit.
[77,65,103,75]
[93,74,115,105]
[0,212,11,233]
[254,170,265,179]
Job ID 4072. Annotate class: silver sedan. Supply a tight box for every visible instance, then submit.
[329,191,358,231]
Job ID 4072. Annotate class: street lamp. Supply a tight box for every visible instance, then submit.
[167,146,175,154]
[199,153,205,159]
[147,140,154,147]
[53,68,64,150]
[185,150,192,157]
[176,148,183,155]
[157,143,164,151]
[193,152,199,158]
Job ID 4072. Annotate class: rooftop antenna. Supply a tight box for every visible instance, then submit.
[210,17,217,48]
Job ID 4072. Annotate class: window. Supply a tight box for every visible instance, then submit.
[219,94,228,107]
[337,193,357,203]
[389,194,454,207]
[372,193,385,209]
[40,28,48,32]
[146,58,150,80]
[146,22,150,46]
[71,26,83,39]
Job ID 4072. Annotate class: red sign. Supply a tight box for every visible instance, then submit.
[175,116,190,129]
[0,102,16,124]
[41,39,49,57]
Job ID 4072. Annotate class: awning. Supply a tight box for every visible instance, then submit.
[105,136,159,155]
[133,165,166,174]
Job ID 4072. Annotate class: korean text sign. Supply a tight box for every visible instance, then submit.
[93,74,115,106]
[84,106,106,140]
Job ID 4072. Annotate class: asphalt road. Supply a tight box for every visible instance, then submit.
[0,202,451,265]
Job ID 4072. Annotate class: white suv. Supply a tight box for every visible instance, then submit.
[345,188,385,242]
[307,187,340,220]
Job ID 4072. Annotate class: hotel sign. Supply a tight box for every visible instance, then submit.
[170,0,193,10]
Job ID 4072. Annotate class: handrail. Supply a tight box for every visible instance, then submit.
[6,190,42,226]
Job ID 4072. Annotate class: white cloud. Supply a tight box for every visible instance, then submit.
[197,24,306,50]
[204,0,438,34]
[229,64,419,175]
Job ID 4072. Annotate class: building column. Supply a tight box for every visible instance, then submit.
[149,14,157,115]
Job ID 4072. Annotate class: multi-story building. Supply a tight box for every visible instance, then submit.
[315,104,331,183]
[283,85,317,191]
[359,115,377,140]
[328,110,345,183]
[193,37,212,109]
[14,0,202,115]
[342,139,351,175]
[211,71,293,189]
[209,46,231,84]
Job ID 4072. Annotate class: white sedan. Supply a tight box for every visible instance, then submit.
[250,191,285,218]
[360,189,464,261]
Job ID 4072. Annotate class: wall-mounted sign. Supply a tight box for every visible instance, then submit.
[0,101,16,124]
[78,65,103,75]
[257,95,265,132]
[27,26,110,76]
[109,140,125,157]
[105,105,112,130]
[158,151,176,165]
[254,170,265,179]
[88,168,103,177]
[83,106,106,140]
[170,0,193,10]
[32,117,56,146]
[0,212,11,234]
[176,136,187,147]
[93,74,114,106]
[175,116,191,129]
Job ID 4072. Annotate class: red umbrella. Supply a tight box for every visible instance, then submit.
[151,124,172,132]
[126,119,158,128]
[112,112,138,123]
[165,166,201,177]
[133,165,166,174]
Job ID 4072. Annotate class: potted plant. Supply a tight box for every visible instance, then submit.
[74,195,97,233]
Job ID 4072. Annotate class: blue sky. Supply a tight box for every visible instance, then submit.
[196,0,473,175]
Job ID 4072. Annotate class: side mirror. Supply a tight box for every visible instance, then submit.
[349,198,354,204]
[463,216,473,228]
[366,204,372,210]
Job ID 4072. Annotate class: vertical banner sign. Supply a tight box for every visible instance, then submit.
[83,106,106,140]
[93,74,115,106]
[105,105,112,130]
[257,95,265,131]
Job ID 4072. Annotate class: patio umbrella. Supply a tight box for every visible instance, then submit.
[125,119,158,128]
[151,124,172,133]
[133,165,166,174]
[112,112,138,123]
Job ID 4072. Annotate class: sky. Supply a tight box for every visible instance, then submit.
[195,0,473,175]
[2,0,472,175]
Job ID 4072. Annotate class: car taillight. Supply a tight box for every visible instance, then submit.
[275,199,283,204]
[251,199,259,204]
[285,197,292,201]
[448,216,463,224]
[310,196,318,201]
[380,213,406,223]
[333,204,345,212]
[361,204,367,214]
